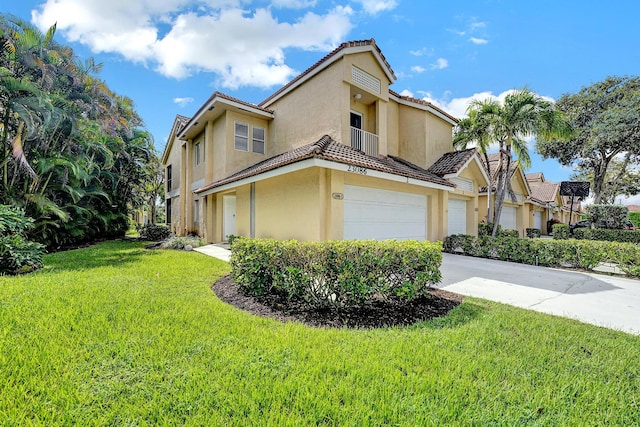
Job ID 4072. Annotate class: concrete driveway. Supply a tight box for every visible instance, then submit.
[439,253,640,335]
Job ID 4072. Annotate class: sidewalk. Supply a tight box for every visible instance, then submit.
[194,244,231,262]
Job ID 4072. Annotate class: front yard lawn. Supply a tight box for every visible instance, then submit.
[0,240,638,425]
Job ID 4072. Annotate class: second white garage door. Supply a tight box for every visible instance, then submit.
[499,206,517,231]
[343,185,427,241]
[448,199,467,235]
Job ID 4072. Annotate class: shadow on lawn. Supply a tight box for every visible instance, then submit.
[413,300,486,330]
[42,240,159,272]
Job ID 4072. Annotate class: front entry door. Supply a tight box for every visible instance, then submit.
[223,195,236,241]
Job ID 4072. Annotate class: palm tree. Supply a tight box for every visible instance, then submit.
[455,88,572,237]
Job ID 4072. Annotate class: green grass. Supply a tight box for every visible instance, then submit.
[1,240,638,425]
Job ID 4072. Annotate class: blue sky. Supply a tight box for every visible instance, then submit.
[6,0,640,199]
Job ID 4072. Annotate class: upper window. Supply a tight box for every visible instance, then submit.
[252,126,265,154]
[166,165,172,190]
[234,122,249,151]
[194,142,202,165]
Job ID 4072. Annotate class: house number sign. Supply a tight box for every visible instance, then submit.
[347,165,367,175]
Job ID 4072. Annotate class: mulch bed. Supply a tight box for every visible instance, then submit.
[212,275,464,329]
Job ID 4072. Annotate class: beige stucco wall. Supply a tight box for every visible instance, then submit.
[267,59,345,153]
[253,168,323,241]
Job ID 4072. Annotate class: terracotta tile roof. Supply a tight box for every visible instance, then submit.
[427,148,477,175]
[175,114,190,133]
[627,205,640,212]
[389,89,459,123]
[259,39,395,107]
[195,135,454,194]
[528,181,559,204]
[525,172,543,182]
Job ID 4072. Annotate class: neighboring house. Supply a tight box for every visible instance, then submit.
[161,39,489,243]
[478,154,531,236]
[525,172,582,234]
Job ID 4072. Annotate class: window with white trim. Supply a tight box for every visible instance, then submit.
[234,122,249,151]
[252,126,265,154]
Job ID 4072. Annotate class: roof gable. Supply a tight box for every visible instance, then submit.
[259,39,396,108]
[161,114,190,164]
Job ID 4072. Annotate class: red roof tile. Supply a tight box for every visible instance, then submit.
[194,136,454,194]
[427,148,477,175]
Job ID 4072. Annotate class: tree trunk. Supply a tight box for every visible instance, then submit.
[492,148,512,237]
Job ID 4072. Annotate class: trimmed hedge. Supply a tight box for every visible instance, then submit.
[478,222,518,238]
[138,224,171,241]
[586,204,628,230]
[526,228,541,238]
[573,227,640,244]
[230,238,443,308]
[443,234,640,277]
[553,224,569,240]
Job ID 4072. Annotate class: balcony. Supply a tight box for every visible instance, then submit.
[350,127,378,157]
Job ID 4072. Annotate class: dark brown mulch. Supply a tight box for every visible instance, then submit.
[212,275,464,329]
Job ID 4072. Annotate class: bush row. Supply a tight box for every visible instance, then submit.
[230,238,443,309]
[573,227,640,244]
[137,223,171,241]
[443,234,640,277]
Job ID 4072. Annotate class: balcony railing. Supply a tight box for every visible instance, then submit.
[350,127,378,157]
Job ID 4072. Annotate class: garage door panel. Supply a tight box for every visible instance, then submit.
[448,199,467,235]
[344,185,427,241]
[499,206,517,230]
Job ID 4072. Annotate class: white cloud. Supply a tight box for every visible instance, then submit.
[31,0,352,88]
[353,0,397,15]
[399,89,414,98]
[270,0,317,8]
[409,47,431,56]
[173,97,194,107]
[429,58,448,70]
[411,65,426,73]
[470,37,488,45]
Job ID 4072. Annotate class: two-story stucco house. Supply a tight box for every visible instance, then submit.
[161,39,489,243]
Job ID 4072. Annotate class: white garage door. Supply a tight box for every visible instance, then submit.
[533,211,543,230]
[448,199,467,235]
[499,206,517,230]
[344,185,427,241]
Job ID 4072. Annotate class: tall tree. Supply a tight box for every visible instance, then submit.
[455,89,572,236]
[537,76,640,204]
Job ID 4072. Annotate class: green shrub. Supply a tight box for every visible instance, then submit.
[230,238,442,308]
[586,204,628,229]
[160,235,206,250]
[499,229,519,238]
[443,234,640,277]
[553,224,569,240]
[0,205,45,274]
[478,222,500,237]
[573,227,640,244]
[138,224,171,241]
[526,228,541,238]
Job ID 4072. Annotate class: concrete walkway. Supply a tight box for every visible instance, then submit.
[194,244,640,335]
[194,244,231,262]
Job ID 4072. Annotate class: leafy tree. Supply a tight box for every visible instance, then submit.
[454,88,571,236]
[537,76,640,204]
[571,156,640,204]
[0,14,158,249]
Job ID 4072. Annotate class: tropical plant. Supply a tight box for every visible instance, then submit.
[0,14,159,249]
[454,89,572,236]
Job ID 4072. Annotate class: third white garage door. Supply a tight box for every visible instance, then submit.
[343,185,427,241]
[448,199,467,235]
